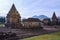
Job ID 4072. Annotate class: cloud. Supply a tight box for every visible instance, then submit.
[0,0,60,18]
[0,0,13,16]
[19,0,60,18]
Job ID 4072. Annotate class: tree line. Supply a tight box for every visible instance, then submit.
[0,17,5,24]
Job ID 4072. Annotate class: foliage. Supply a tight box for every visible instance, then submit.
[0,17,5,24]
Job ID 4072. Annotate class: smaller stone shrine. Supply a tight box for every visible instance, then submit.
[5,4,22,28]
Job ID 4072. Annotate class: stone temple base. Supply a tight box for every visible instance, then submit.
[5,23,22,28]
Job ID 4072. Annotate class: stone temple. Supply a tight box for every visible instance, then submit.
[5,4,22,28]
[52,12,58,25]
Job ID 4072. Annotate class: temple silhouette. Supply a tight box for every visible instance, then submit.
[5,4,60,30]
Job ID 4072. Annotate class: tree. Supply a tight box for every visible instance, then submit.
[0,17,5,24]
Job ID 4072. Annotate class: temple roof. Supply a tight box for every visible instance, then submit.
[6,4,21,18]
[52,12,57,19]
[22,18,41,22]
[10,4,17,11]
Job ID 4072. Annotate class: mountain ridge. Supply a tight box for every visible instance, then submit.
[32,15,48,20]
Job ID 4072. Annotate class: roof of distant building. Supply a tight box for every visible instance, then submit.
[43,18,50,20]
[22,18,41,22]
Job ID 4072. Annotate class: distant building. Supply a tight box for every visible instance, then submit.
[52,12,58,25]
[43,12,58,26]
[22,18,42,29]
[5,4,22,28]
[43,18,51,25]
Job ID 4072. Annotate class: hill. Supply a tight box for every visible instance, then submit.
[32,15,48,20]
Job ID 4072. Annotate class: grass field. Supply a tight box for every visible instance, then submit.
[21,31,60,40]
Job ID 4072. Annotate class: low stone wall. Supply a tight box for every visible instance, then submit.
[42,25,60,31]
[43,28,60,31]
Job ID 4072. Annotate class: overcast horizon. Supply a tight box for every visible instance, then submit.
[0,0,60,18]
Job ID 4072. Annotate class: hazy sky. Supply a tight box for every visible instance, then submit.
[0,0,60,18]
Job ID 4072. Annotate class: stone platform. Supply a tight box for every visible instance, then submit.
[0,27,59,39]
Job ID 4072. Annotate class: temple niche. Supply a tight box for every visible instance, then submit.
[5,4,22,28]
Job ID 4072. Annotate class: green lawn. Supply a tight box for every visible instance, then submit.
[21,31,60,40]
